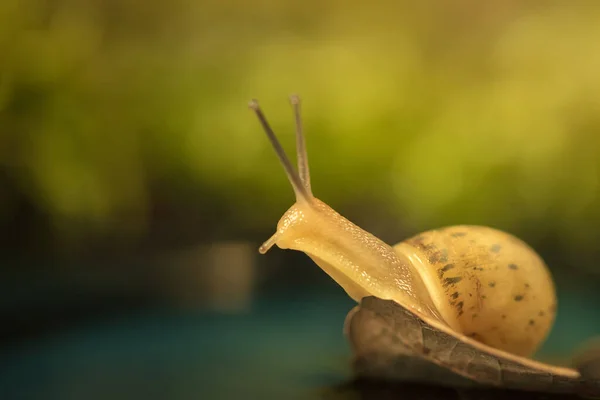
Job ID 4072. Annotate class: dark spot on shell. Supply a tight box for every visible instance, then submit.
[514,295,524,302]
[412,241,427,250]
[468,293,472,297]
[469,305,476,310]
[481,295,487,299]
[472,313,478,319]
[490,244,502,253]
[525,283,530,288]
[422,346,431,355]
[501,314,507,319]
[458,310,464,316]
[438,264,455,278]
[443,276,462,286]
[436,249,449,263]
[539,311,545,317]
[529,319,535,326]
[508,263,518,270]
[451,292,459,300]
[424,243,437,251]
[456,301,464,312]
[451,232,467,237]
[441,263,455,272]
[488,281,496,288]
[467,332,485,342]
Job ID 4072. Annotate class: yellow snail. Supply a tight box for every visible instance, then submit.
[248,96,598,395]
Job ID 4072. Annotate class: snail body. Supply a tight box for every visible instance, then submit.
[248,96,596,395]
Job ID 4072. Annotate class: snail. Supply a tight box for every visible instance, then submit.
[248,96,599,396]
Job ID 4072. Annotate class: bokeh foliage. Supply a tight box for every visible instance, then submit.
[1,0,600,270]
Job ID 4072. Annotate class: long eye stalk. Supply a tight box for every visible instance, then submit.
[248,97,312,203]
[290,95,312,195]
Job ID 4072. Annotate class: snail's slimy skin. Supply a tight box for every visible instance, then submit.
[272,199,443,322]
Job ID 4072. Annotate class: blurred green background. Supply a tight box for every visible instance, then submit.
[1,1,600,399]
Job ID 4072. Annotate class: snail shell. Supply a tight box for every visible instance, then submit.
[394,225,557,357]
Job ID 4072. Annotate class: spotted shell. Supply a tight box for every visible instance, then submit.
[393,225,557,357]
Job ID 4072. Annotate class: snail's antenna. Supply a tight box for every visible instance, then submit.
[290,95,312,195]
[249,99,311,203]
